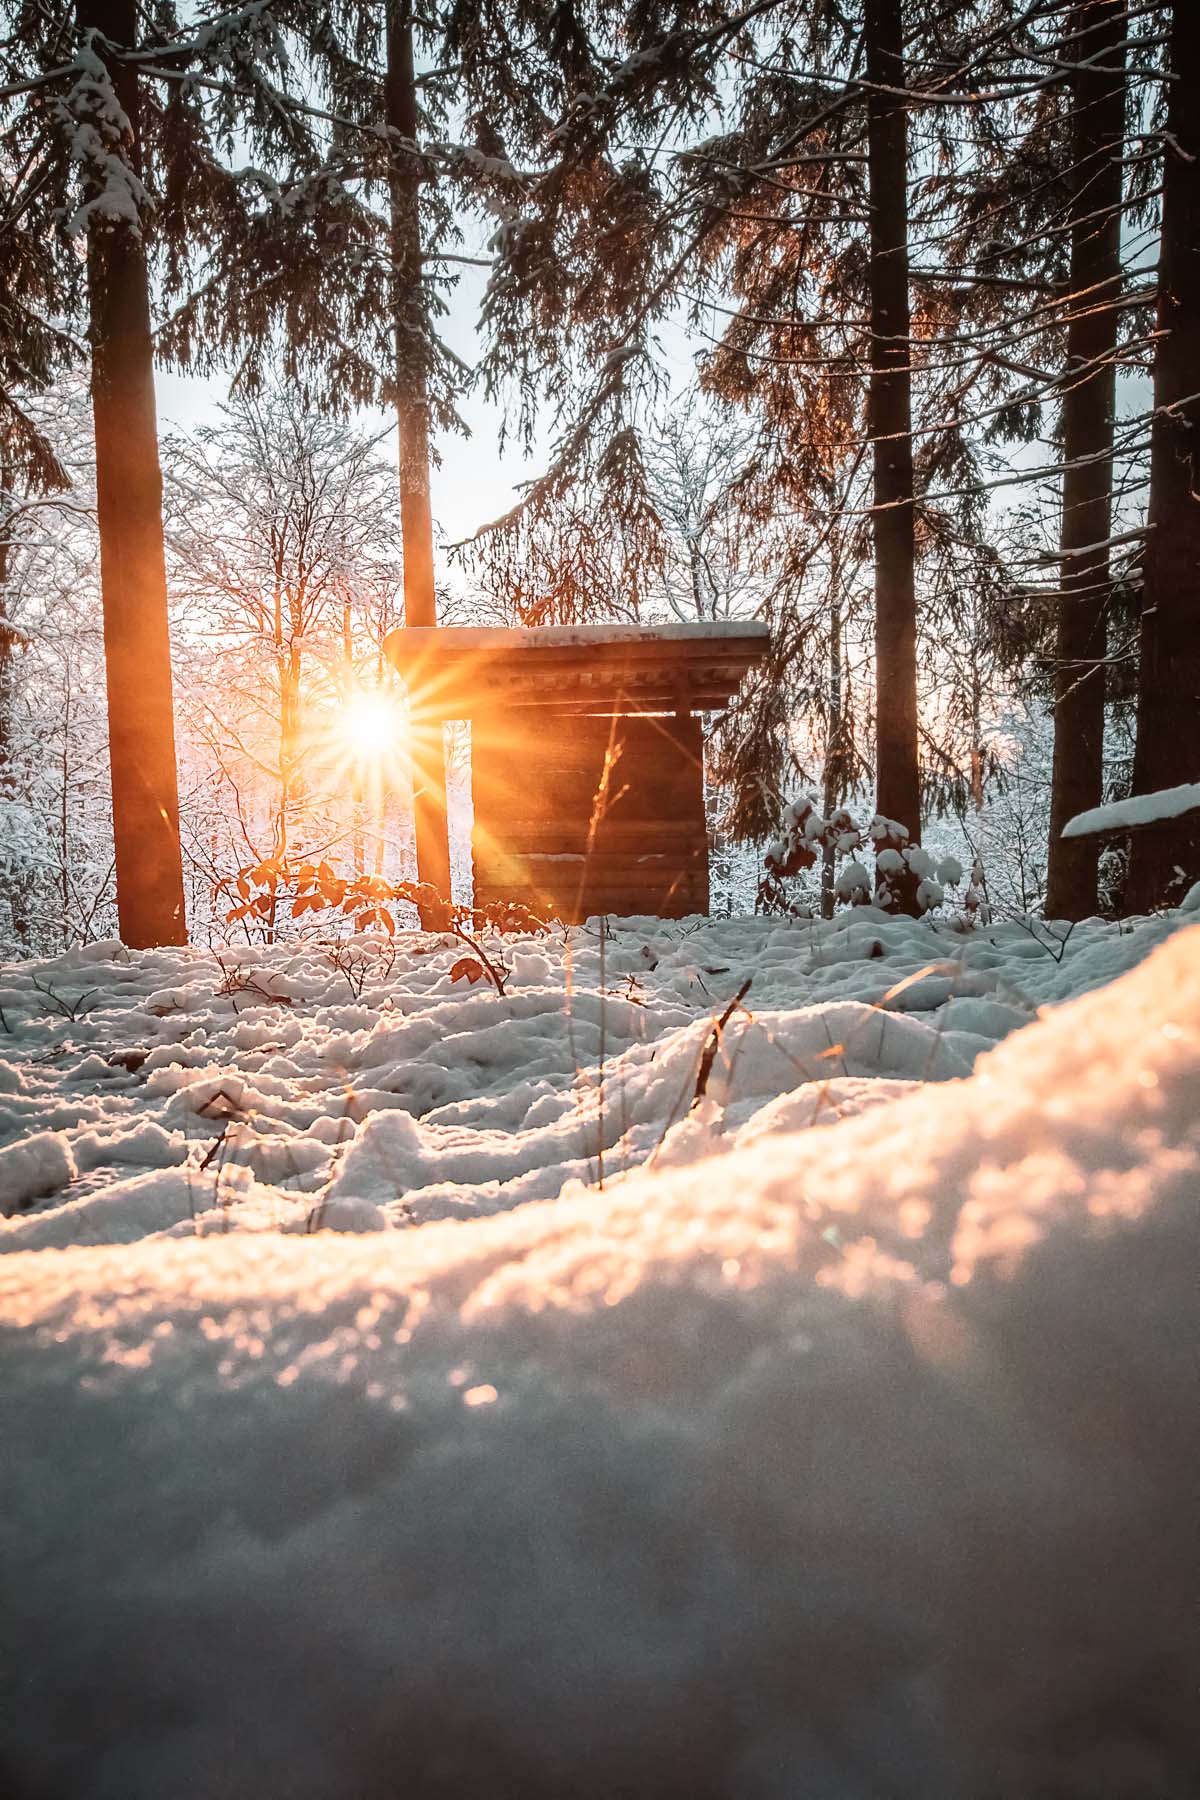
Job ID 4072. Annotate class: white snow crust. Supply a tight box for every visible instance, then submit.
[1,905,1198,1797]
[1062,780,1200,839]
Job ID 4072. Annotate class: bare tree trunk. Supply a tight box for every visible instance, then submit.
[969,652,985,814]
[1045,0,1127,920]
[385,0,452,918]
[864,0,921,876]
[80,0,186,947]
[343,599,366,869]
[60,663,71,948]
[0,584,31,942]
[0,457,18,794]
[278,648,302,855]
[689,537,707,620]
[821,578,843,920]
[1127,0,1200,910]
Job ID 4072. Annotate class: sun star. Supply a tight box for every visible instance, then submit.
[339,689,405,762]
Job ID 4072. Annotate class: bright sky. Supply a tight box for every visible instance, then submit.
[154,258,545,555]
[153,240,710,562]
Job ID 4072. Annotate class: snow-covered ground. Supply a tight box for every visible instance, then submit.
[2,900,1198,1797]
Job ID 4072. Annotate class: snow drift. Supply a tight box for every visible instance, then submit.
[0,905,1185,1244]
[1,919,1197,1799]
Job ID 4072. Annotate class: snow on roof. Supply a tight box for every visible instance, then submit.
[392,620,769,650]
[1062,781,1200,839]
[384,619,770,716]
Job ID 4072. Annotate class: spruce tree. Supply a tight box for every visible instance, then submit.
[864,0,920,851]
[471,1,1028,885]
[1127,0,1200,908]
[76,0,186,947]
[272,0,557,909]
[898,0,1158,913]
[1,5,290,942]
[1045,0,1128,920]
[3,1,452,938]
[385,0,451,911]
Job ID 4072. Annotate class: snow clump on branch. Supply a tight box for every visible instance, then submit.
[762,795,963,915]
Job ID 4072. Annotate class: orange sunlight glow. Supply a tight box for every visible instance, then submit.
[339,689,406,762]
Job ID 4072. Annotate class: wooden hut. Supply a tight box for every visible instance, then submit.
[384,621,769,922]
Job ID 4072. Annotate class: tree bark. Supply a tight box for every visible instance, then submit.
[969,647,985,814]
[0,470,32,945]
[80,0,186,947]
[0,449,17,788]
[278,647,301,854]
[1045,0,1127,921]
[1127,0,1200,910]
[385,0,452,917]
[821,576,843,920]
[864,0,921,863]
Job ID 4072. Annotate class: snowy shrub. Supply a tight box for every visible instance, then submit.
[760,796,964,917]
[834,857,872,904]
[961,855,989,923]
[228,858,545,994]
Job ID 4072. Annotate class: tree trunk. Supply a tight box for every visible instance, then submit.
[343,600,367,869]
[821,576,843,920]
[1127,0,1200,910]
[969,653,985,814]
[60,672,72,947]
[864,0,921,869]
[80,0,186,947]
[385,0,452,918]
[278,647,302,862]
[1045,0,1127,921]
[0,456,17,789]
[0,476,33,946]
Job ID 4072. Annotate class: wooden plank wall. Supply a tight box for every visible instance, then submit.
[471,712,709,922]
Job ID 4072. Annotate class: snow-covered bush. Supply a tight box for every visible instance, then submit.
[760,795,963,917]
[229,856,545,992]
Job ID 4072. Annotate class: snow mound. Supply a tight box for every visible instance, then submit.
[0,1129,75,1213]
[1062,780,1200,838]
[1,927,1197,1799]
[0,904,1187,1245]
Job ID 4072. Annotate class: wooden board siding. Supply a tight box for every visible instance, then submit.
[384,623,770,922]
[471,712,709,922]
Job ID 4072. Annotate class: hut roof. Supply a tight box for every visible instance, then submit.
[383,620,770,718]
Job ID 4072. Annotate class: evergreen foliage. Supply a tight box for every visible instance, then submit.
[0,0,1194,938]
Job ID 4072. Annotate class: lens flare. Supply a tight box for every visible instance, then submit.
[340,689,404,761]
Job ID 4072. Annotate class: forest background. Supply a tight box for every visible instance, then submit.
[0,0,1195,951]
